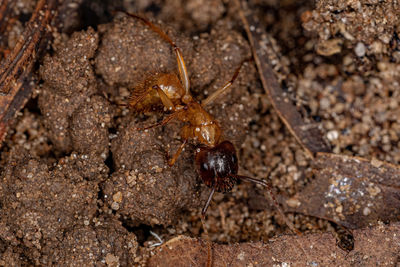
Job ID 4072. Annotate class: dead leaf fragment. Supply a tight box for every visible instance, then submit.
[148,223,400,266]
[291,153,400,229]
[237,0,330,156]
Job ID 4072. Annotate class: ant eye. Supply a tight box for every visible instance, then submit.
[232,154,237,164]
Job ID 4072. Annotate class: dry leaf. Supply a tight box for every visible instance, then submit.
[148,222,400,266]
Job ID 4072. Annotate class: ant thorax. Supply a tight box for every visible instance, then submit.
[179,102,222,147]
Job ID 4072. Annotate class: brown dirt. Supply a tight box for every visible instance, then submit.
[0,0,399,266]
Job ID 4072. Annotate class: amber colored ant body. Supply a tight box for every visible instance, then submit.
[125,13,299,233]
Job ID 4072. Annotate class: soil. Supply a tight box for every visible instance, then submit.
[0,0,399,266]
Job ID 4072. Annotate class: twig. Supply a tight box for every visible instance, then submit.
[0,0,58,148]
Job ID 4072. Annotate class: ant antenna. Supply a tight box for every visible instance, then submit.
[233,175,301,235]
[199,172,300,234]
[236,174,312,262]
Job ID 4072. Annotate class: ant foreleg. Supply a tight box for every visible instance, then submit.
[125,13,190,94]
[153,85,176,112]
[168,138,188,166]
[202,58,252,106]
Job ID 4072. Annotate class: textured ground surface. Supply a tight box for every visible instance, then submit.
[0,0,399,265]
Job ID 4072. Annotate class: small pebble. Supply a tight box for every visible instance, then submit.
[327,130,339,141]
[111,202,120,210]
[320,97,330,110]
[105,253,119,266]
[286,198,301,208]
[354,42,366,57]
[363,207,371,216]
[370,157,383,168]
[336,205,343,213]
[113,191,123,203]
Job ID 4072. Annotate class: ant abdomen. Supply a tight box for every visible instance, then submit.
[129,73,186,112]
[195,140,239,193]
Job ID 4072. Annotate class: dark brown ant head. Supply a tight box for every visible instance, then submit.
[195,141,278,217]
[195,141,239,193]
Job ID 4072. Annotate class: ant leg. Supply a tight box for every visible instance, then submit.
[125,13,190,94]
[130,84,176,112]
[168,138,188,166]
[202,58,252,106]
[136,110,180,131]
[153,85,176,112]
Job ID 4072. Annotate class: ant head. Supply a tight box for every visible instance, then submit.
[195,141,239,192]
[195,142,281,220]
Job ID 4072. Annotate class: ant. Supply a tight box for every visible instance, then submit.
[122,12,303,265]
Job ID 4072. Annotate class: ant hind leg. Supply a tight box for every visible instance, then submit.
[125,13,190,94]
[167,124,196,166]
[135,110,180,131]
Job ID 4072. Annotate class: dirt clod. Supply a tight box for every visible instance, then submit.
[39,28,99,153]
[71,95,115,158]
[96,15,192,88]
[105,118,202,225]
[0,147,100,264]
[42,217,138,266]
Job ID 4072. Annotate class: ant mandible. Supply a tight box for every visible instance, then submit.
[124,13,298,233]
